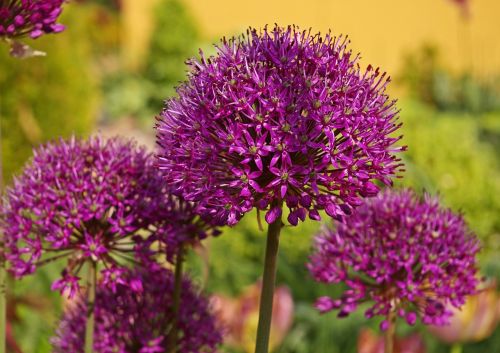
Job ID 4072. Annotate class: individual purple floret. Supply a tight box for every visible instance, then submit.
[308,189,480,329]
[1,136,172,297]
[0,0,65,39]
[52,266,222,353]
[156,25,405,227]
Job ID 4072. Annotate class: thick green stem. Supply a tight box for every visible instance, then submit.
[384,312,396,353]
[169,243,185,353]
[84,262,97,353]
[254,207,283,353]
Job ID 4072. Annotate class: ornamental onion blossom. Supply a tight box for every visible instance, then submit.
[126,155,221,264]
[0,0,65,39]
[1,136,171,297]
[156,25,405,227]
[308,189,480,329]
[155,194,221,263]
[52,266,222,353]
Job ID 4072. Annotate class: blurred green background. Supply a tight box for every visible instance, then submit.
[1,0,499,352]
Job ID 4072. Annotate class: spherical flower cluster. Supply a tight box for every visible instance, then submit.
[155,194,221,263]
[0,0,65,39]
[123,151,220,264]
[308,189,480,329]
[1,136,173,297]
[157,25,405,227]
[52,266,223,353]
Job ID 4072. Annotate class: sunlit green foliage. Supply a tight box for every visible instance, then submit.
[0,6,98,181]
[102,0,200,122]
[396,100,500,253]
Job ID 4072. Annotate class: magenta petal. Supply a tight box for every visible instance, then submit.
[52,24,65,33]
[280,184,287,198]
[297,208,307,221]
[406,312,417,326]
[240,187,251,197]
[287,211,299,226]
[325,204,338,218]
[309,209,321,221]
[30,29,43,38]
[315,296,336,313]
[265,206,282,224]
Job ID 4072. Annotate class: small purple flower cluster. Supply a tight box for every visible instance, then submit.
[1,136,171,297]
[308,189,480,328]
[0,0,65,39]
[154,194,221,263]
[52,266,222,353]
[157,25,405,227]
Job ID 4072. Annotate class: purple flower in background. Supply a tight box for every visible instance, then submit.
[125,154,221,264]
[156,25,405,227]
[1,136,170,297]
[0,0,65,39]
[156,195,221,263]
[308,189,480,328]
[52,266,222,353]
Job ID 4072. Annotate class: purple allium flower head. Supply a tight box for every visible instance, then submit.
[307,189,480,329]
[132,157,221,263]
[0,0,65,39]
[156,25,405,227]
[1,136,172,297]
[52,265,223,353]
[155,195,222,263]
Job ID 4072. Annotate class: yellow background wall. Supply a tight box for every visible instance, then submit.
[183,0,500,77]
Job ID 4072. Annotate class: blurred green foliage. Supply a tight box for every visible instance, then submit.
[11,263,64,353]
[399,45,500,113]
[0,5,98,182]
[144,0,199,111]
[81,0,121,12]
[395,100,500,252]
[101,0,200,123]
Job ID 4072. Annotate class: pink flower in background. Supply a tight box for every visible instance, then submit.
[358,329,426,353]
[429,279,500,343]
[450,0,468,7]
[212,282,294,352]
[449,0,470,18]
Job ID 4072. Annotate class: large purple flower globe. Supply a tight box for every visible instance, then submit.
[1,136,172,297]
[156,25,405,227]
[0,0,65,39]
[308,189,480,329]
[52,266,223,353]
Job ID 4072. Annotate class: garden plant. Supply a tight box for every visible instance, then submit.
[0,1,493,353]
